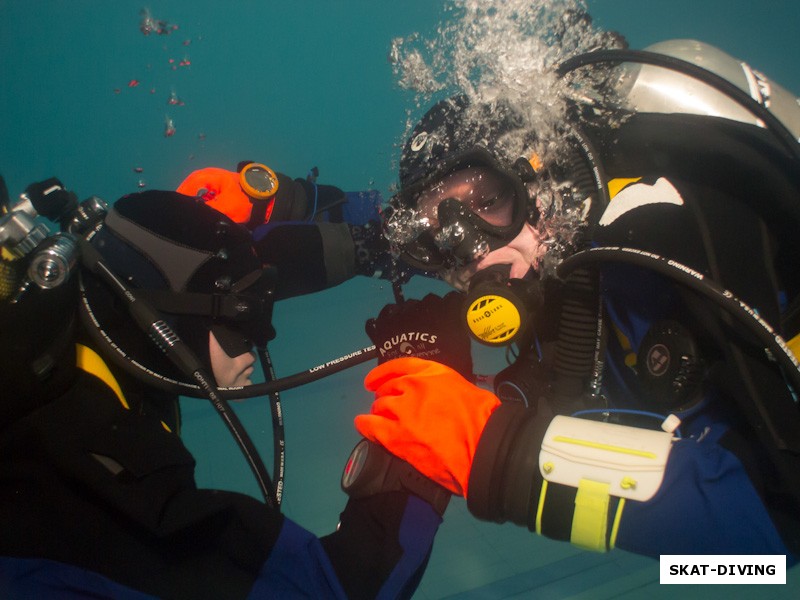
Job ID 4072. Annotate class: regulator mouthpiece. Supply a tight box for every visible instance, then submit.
[462,265,543,346]
[434,198,491,264]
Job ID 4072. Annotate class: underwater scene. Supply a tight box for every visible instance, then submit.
[2,0,800,597]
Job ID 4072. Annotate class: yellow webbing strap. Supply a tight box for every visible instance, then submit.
[75,344,129,410]
[535,478,627,551]
[535,479,549,535]
[570,479,610,552]
[609,498,626,550]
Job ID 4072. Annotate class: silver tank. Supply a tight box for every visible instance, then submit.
[614,39,800,141]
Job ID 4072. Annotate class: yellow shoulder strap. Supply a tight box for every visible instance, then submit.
[787,333,800,362]
[607,177,642,200]
[75,344,129,410]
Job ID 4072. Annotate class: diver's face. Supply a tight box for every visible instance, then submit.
[209,330,256,387]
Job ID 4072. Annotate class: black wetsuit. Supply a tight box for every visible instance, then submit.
[0,363,440,599]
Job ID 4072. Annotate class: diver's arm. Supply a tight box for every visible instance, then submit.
[251,493,439,600]
[319,493,441,600]
[253,222,354,299]
[253,220,392,300]
[466,402,791,557]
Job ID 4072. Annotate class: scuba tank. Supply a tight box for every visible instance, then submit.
[614,39,800,140]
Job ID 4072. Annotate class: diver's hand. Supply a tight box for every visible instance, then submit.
[349,220,391,278]
[366,292,473,379]
[356,357,500,496]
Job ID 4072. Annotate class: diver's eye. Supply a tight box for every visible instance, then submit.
[471,196,504,220]
[475,196,500,211]
[472,188,515,226]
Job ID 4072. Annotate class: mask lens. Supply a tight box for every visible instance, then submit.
[202,268,275,355]
[210,323,252,357]
[251,318,276,347]
[415,166,517,229]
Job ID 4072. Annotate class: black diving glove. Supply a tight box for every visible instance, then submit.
[349,221,392,279]
[366,292,473,379]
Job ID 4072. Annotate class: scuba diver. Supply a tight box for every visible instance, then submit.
[177,161,393,299]
[352,40,800,559]
[0,183,449,599]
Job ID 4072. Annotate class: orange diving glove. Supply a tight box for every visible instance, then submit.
[177,167,261,224]
[355,357,501,497]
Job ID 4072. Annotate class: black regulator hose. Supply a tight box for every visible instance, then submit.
[548,266,604,415]
[541,122,609,415]
[216,346,379,400]
[562,123,611,232]
[556,49,800,166]
[258,346,285,506]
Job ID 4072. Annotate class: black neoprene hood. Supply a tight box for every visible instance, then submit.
[399,95,526,192]
[80,191,272,384]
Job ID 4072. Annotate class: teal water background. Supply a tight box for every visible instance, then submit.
[2,1,800,598]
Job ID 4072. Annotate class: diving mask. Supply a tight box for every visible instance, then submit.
[386,148,535,271]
